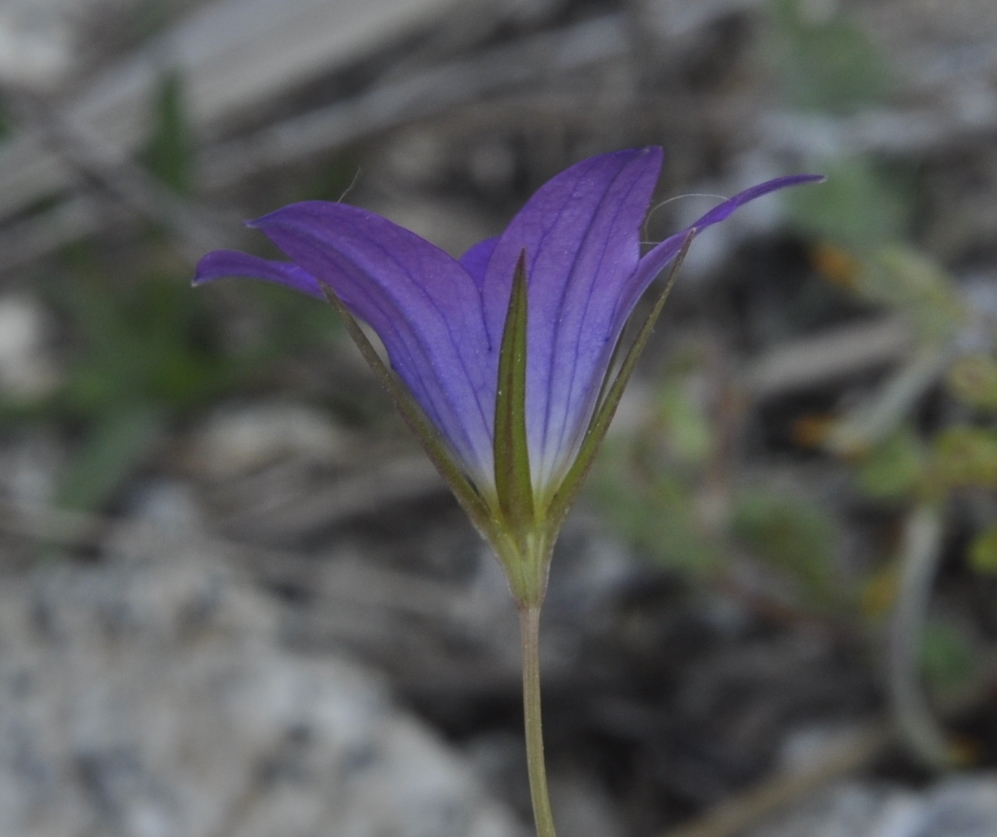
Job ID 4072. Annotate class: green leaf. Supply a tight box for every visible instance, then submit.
[141,69,192,194]
[947,354,997,413]
[56,406,164,511]
[546,234,693,530]
[933,426,997,489]
[857,426,925,500]
[865,248,964,342]
[57,275,241,416]
[921,618,978,690]
[770,0,894,114]
[787,158,913,252]
[494,251,535,529]
[969,523,997,575]
[657,382,713,468]
[732,490,846,612]
[589,444,725,575]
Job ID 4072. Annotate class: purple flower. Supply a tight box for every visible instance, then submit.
[195,148,820,600]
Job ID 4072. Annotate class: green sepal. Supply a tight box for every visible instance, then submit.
[319,282,497,540]
[494,251,535,530]
[546,232,693,530]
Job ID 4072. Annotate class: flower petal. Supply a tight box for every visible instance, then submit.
[250,201,497,483]
[460,236,499,286]
[481,147,665,490]
[193,249,325,299]
[691,174,824,228]
[621,173,825,323]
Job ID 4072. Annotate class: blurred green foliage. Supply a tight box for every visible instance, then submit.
[590,369,850,617]
[0,70,339,515]
[788,158,914,252]
[591,339,848,612]
[732,491,845,612]
[863,249,964,342]
[933,428,997,490]
[141,70,193,195]
[59,273,237,414]
[807,173,997,607]
[921,618,979,689]
[774,0,997,637]
[769,0,894,113]
[856,427,925,500]
[969,524,997,574]
[591,0,997,708]
[591,445,726,576]
[590,369,725,574]
[56,406,164,512]
[19,263,334,513]
[948,355,997,413]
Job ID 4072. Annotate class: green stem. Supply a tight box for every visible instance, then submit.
[520,603,557,837]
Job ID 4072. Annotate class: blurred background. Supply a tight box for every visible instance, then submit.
[0,0,996,835]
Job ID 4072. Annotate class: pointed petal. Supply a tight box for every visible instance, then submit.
[691,174,824,228]
[251,201,497,484]
[193,249,325,299]
[481,147,665,490]
[460,236,499,286]
[622,174,825,324]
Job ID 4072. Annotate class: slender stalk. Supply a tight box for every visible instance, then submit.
[519,603,557,837]
[887,502,950,768]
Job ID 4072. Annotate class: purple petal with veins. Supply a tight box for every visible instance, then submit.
[194,150,821,502]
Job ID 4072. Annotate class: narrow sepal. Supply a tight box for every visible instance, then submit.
[546,233,694,529]
[494,251,535,529]
[319,282,497,539]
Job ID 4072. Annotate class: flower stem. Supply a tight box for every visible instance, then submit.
[519,603,557,837]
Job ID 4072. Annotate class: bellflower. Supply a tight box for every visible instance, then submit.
[195,147,820,604]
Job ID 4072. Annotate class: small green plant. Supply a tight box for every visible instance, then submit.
[141,69,194,195]
[769,0,894,113]
[0,69,343,515]
[590,360,852,617]
[592,0,996,769]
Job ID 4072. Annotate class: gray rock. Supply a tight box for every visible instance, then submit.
[0,294,59,401]
[0,545,523,837]
[188,402,351,480]
[747,776,997,837]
